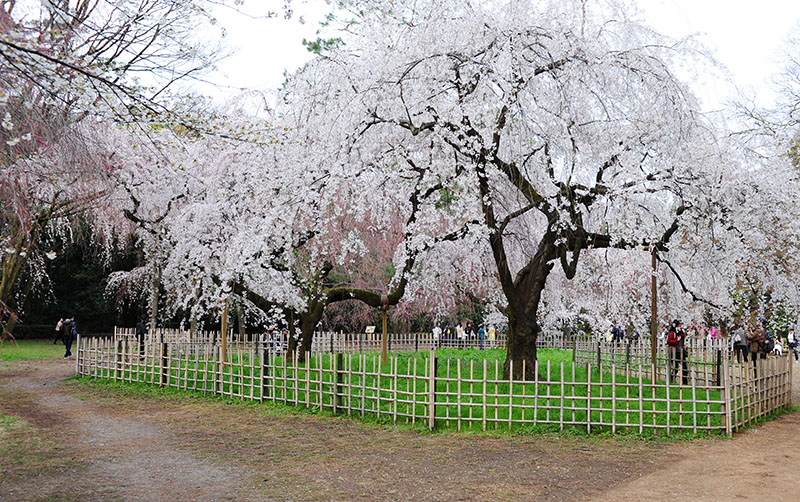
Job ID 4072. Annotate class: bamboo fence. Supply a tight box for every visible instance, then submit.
[110,327,576,356]
[75,332,793,437]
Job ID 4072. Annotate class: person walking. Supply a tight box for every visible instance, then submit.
[731,323,748,363]
[442,324,453,347]
[465,321,476,347]
[709,325,719,343]
[61,316,76,358]
[477,324,487,350]
[666,320,688,385]
[746,320,767,377]
[488,325,496,348]
[787,329,799,362]
[135,316,148,359]
[611,321,623,345]
[53,318,63,344]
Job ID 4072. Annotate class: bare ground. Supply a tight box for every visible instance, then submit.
[0,357,797,502]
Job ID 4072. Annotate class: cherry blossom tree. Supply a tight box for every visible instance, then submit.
[104,81,478,359]
[290,0,800,376]
[0,0,237,337]
[88,0,800,368]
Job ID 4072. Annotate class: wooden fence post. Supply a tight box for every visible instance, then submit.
[159,341,168,387]
[722,349,732,437]
[788,352,793,409]
[74,335,81,375]
[596,340,601,369]
[261,343,268,402]
[428,349,437,431]
[334,352,343,413]
[115,337,122,381]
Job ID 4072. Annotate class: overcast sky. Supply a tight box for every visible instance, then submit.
[201,0,800,112]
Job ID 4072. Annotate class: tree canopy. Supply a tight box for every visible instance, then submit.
[3,0,799,367]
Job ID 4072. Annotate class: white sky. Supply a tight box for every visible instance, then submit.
[201,0,800,112]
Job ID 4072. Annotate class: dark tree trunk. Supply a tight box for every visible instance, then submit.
[503,251,552,380]
[504,310,540,379]
[286,309,297,360]
[298,313,319,362]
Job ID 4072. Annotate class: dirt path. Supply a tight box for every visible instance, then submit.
[590,361,800,502]
[1,357,798,501]
[0,359,264,502]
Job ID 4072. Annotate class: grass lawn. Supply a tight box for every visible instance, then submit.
[0,339,65,362]
[81,345,739,437]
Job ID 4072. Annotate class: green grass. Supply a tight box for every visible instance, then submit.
[0,339,65,361]
[0,412,22,428]
[76,346,762,438]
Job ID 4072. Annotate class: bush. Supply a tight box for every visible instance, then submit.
[9,324,57,340]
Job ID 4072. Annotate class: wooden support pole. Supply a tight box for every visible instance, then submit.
[159,340,167,387]
[789,352,794,409]
[335,352,343,413]
[428,349,436,431]
[722,351,732,437]
[221,295,229,364]
[75,334,81,375]
[381,294,389,364]
[650,246,658,382]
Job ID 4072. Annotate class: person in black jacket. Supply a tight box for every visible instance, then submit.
[61,316,75,358]
[666,320,688,385]
[135,317,148,358]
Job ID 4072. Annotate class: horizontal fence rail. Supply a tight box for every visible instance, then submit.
[75,332,793,437]
[109,327,577,356]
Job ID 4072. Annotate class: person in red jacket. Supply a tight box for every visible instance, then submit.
[666,319,688,384]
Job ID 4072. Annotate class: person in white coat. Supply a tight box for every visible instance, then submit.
[787,328,798,362]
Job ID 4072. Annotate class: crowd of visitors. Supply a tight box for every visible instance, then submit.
[661,316,799,383]
[593,315,799,382]
[603,321,641,343]
[432,320,496,348]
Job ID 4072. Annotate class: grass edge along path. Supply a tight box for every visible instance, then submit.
[0,339,64,362]
[74,346,767,439]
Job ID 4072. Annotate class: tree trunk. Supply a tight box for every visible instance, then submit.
[189,280,200,341]
[504,311,540,379]
[286,309,297,361]
[1,315,17,340]
[503,259,551,380]
[149,260,160,343]
[236,301,246,337]
[298,310,322,362]
[0,273,34,339]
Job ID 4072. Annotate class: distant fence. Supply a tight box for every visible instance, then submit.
[110,327,575,355]
[76,333,793,436]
